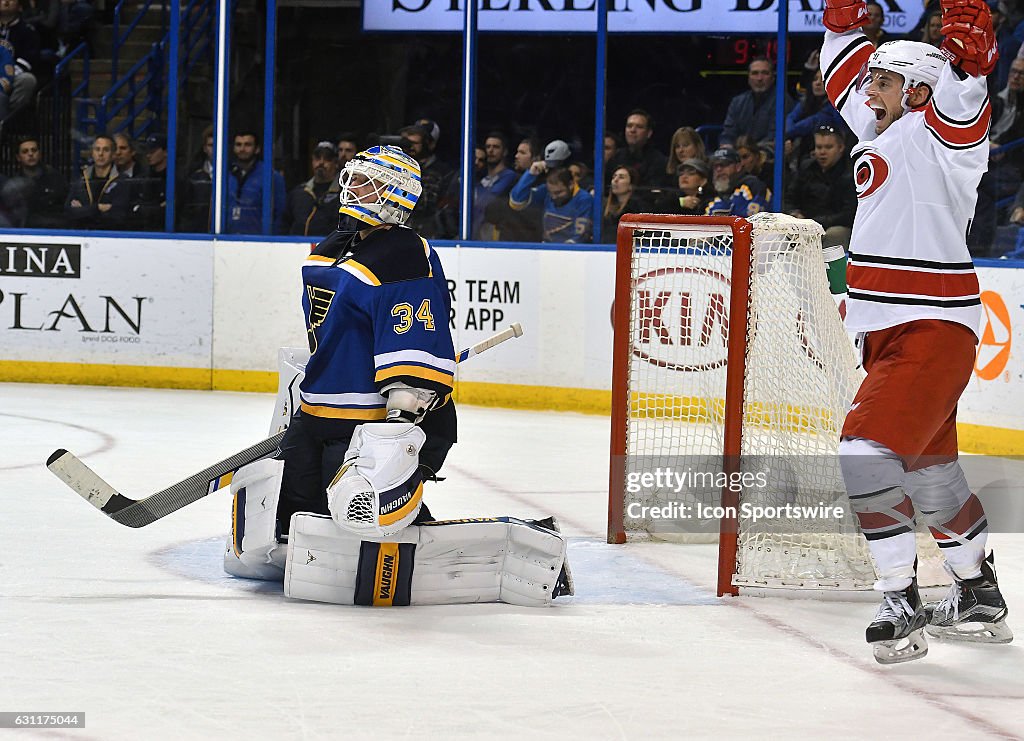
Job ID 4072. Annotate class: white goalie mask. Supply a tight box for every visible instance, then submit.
[862,40,945,111]
[338,145,422,227]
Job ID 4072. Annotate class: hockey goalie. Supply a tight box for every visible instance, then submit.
[822,0,1011,662]
[223,145,573,607]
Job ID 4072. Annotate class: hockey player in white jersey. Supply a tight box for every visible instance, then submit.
[821,0,1011,664]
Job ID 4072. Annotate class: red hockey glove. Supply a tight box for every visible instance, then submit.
[940,0,999,77]
[823,0,871,33]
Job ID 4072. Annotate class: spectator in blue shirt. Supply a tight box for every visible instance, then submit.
[510,161,593,243]
[473,131,517,239]
[225,129,286,234]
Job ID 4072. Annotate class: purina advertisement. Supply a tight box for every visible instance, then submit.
[0,236,213,368]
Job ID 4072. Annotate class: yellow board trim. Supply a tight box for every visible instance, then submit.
[373,542,400,607]
[2,361,1022,456]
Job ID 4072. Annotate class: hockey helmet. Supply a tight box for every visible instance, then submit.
[338,145,422,227]
[866,40,945,105]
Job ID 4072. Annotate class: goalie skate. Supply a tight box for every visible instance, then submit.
[926,553,1013,644]
[867,580,928,665]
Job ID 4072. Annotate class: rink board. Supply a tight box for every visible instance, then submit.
[0,232,1022,452]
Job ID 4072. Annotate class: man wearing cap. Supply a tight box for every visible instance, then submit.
[136,133,169,231]
[783,126,856,249]
[283,140,342,237]
[656,158,712,216]
[605,109,668,187]
[399,118,456,238]
[509,142,594,243]
[704,147,769,217]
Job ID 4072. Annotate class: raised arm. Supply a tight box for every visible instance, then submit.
[820,0,877,142]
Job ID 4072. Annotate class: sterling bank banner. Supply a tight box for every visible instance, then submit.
[364,0,926,34]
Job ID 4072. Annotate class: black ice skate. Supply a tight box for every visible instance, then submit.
[926,552,1013,644]
[866,579,928,665]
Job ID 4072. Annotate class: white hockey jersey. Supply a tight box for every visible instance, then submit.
[821,29,989,338]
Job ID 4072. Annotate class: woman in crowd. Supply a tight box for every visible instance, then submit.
[601,165,647,242]
[785,66,844,169]
[656,159,711,216]
[664,127,707,186]
[735,137,773,183]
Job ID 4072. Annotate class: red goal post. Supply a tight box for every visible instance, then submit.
[606,213,947,598]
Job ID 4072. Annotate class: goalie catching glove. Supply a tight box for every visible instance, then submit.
[939,0,998,77]
[823,0,870,33]
[327,422,426,537]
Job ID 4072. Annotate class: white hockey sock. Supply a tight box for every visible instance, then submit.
[906,461,987,580]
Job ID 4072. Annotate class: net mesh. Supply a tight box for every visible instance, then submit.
[618,214,941,590]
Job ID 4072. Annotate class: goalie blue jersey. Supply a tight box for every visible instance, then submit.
[299,225,456,432]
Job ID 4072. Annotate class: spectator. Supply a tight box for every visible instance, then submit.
[864,1,886,46]
[335,132,358,166]
[705,147,769,217]
[991,56,1024,141]
[483,136,543,242]
[735,136,773,184]
[606,109,668,187]
[25,0,93,58]
[920,8,944,46]
[11,134,65,228]
[112,132,148,229]
[994,2,1024,92]
[601,165,648,242]
[603,130,622,166]
[784,126,856,250]
[0,0,41,121]
[474,145,486,177]
[136,132,168,230]
[786,65,845,167]
[282,140,341,237]
[656,159,712,216]
[178,125,213,232]
[720,57,795,149]
[225,128,286,234]
[472,130,517,239]
[568,161,593,192]
[510,162,593,243]
[664,126,706,185]
[400,117,456,238]
[65,133,130,229]
[513,136,541,175]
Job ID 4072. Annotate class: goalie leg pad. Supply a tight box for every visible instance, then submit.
[223,458,287,581]
[284,514,569,607]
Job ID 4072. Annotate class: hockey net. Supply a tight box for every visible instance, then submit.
[608,213,942,596]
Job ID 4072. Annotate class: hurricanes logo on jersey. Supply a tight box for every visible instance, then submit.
[305,286,335,354]
[853,150,891,200]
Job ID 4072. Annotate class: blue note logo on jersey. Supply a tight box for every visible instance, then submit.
[305,286,335,354]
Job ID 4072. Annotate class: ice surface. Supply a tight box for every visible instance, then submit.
[2,383,1022,740]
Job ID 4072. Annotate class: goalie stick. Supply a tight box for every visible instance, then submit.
[46,323,525,528]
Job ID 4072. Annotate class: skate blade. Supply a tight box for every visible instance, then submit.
[872,628,928,665]
[926,620,1014,644]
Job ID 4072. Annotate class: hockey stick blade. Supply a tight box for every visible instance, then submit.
[46,431,285,527]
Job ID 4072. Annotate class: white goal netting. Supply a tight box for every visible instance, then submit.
[612,213,941,591]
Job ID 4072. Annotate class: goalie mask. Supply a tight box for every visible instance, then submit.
[338,145,422,227]
[863,40,945,111]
